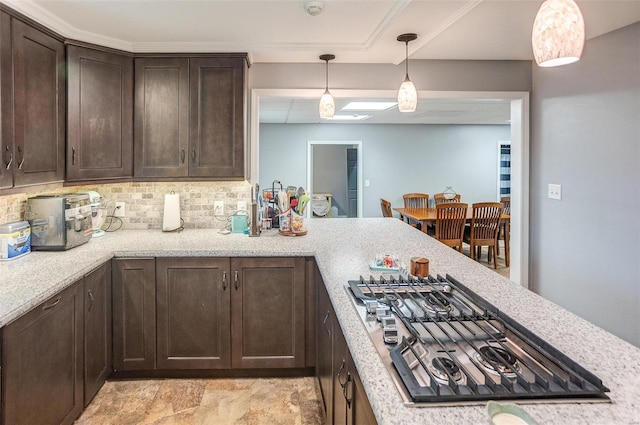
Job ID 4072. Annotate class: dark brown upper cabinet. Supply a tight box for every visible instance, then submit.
[134,55,246,179]
[66,45,133,181]
[0,12,12,190]
[1,15,65,190]
[189,57,245,178]
[134,57,189,178]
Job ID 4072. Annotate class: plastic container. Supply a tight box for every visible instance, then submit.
[0,220,31,260]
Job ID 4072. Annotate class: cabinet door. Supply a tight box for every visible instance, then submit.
[316,271,334,422]
[156,257,232,369]
[67,45,133,181]
[189,57,245,178]
[0,12,12,190]
[134,57,189,177]
[12,19,64,187]
[231,257,305,368]
[348,354,378,425]
[333,320,349,425]
[112,258,156,371]
[3,281,83,425]
[84,262,112,406]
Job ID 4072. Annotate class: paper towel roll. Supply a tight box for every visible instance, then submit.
[162,192,181,231]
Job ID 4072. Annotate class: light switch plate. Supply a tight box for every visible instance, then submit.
[548,183,562,200]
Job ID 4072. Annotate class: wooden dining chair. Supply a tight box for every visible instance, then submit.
[497,196,511,266]
[429,202,468,252]
[402,193,429,228]
[463,202,504,269]
[380,198,393,218]
[434,192,461,205]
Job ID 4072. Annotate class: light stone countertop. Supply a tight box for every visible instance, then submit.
[1,218,639,425]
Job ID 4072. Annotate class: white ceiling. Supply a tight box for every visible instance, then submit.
[7,0,638,124]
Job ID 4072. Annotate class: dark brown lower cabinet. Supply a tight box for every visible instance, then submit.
[112,258,156,371]
[317,265,334,422]
[231,257,306,368]
[2,280,84,425]
[83,262,112,406]
[156,257,231,369]
[316,272,378,425]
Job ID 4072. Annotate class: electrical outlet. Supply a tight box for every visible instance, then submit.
[214,201,224,215]
[237,201,247,212]
[114,202,125,217]
[548,183,562,200]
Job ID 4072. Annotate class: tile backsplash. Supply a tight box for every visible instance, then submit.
[0,181,252,230]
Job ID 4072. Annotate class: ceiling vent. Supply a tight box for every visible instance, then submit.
[304,1,325,16]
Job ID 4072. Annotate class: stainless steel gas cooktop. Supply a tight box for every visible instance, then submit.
[346,274,610,406]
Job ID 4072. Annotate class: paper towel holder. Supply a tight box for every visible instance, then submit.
[162,190,184,232]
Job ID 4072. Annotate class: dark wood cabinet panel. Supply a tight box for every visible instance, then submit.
[156,257,232,369]
[317,271,378,425]
[83,262,112,406]
[231,257,306,368]
[134,57,189,178]
[349,355,378,425]
[333,320,350,425]
[189,57,245,178]
[67,45,133,181]
[112,258,156,371]
[11,18,64,187]
[3,281,83,425]
[0,12,12,190]
[317,273,335,423]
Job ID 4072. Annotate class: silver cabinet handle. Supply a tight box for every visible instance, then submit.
[234,271,239,290]
[72,147,76,165]
[181,149,185,163]
[337,359,347,387]
[5,152,12,169]
[17,146,24,169]
[88,289,95,311]
[222,271,227,290]
[343,374,352,407]
[191,147,196,162]
[42,297,61,311]
[322,311,331,335]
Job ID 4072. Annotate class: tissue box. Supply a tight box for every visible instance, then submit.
[231,215,248,233]
[0,220,31,260]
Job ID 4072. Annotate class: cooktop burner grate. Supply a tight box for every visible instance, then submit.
[347,274,610,405]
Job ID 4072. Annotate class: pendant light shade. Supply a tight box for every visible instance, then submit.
[532,0,585,67]
[397,33,418,112]
[319,54,335,119]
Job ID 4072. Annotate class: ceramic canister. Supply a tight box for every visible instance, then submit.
[410,257,429,277]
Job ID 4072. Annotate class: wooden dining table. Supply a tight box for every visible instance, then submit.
[393,207,511,266]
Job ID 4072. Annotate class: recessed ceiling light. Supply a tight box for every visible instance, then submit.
[341,101,397,111]
[324,114,371,121]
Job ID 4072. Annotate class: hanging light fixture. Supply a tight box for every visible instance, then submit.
[397,33,418,112]
[319,54,335,119]
[531,0,585,67]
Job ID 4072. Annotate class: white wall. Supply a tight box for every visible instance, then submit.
[530,23,640,347]
[259,123,510,217]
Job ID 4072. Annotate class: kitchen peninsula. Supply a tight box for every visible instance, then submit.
[1,218,639,425]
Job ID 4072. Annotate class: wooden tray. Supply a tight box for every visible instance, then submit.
[279,228,307,236]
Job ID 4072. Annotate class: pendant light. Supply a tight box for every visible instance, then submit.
[532,0,585,67]
[397,33,418,113]
[319,54,335,119]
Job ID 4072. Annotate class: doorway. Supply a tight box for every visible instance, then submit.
[306,141,363,218]
[251,89,529,288]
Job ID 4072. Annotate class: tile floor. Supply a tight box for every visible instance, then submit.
[76,377,325,425]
